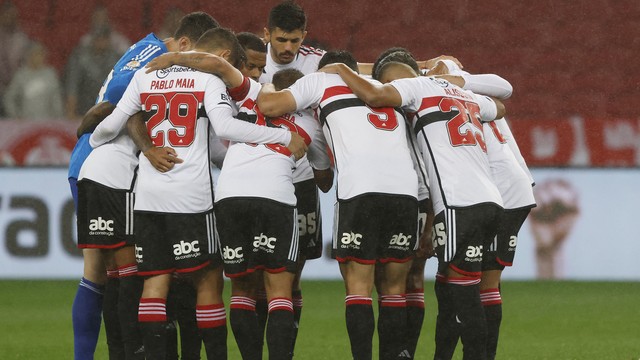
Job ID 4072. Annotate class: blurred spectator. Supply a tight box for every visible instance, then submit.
[3,42,63,120]
[79,4,131,54]
[0,1,33,117]
[155,6,185,40]
[64,26,121,119]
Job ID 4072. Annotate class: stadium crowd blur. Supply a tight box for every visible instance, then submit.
[0,0,638,167]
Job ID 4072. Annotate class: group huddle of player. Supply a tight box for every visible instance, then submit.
[68,1,535,360]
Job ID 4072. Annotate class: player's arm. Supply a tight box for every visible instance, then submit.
[89,107,131,147]
[319,63,403,107]
[307,126,333,192]
[76,101,116,138]
[145,52,245,88]
[256,83,298,117]
[127,112,183,172]
[431,59,513,99]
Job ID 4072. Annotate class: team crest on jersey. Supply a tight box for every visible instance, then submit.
[433,78,450,88]
[122,60,141,71]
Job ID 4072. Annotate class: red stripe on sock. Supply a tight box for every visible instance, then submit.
[380,294,407,308]
[345,295,372,306]
[196,303,226,328]
[480,288,502,306]
[138,298,166,322]
[268,297,293,313]
[117,263,138,277]
[230,296,256,311]
[406,291,425,308]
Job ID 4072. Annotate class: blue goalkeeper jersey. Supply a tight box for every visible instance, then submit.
[68,33,167,179]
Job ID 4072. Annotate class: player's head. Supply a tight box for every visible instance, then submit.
[373,48,419,81]
[237,32,267,81]
[272,68,304,91]
[264,1,307,65]
[170,11,220,51]
[376,51,420,82]
[318,50,358,73]
[195,28,245,69]
[377,61,419,83]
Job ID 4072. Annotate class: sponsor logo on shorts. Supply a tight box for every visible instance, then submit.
[340,232,362,249]
[135,245,143,263]
[173,240,201,260]
[508,235,517,251]
[89,217,114,236]
[222,246,244,264]
[389,233,412,250]
[253,233,277,253]
[465,245,483,262]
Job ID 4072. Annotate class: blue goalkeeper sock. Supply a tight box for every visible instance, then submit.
[72,277,105,360]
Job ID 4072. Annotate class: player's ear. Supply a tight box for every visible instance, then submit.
[263,27,270,43]
[177,36,192,51]
[301,30,308,42]
[219,49,231,61]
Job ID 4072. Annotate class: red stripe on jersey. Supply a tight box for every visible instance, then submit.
[239,98,256,112]
[417,96,445,113]
[140,91,205,104]
[321,86,354,103]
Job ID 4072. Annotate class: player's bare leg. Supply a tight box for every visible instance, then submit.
[138,274,172,360]
[378,260,413,359]
[264,271,296,360]
[73,248,107,359]
[340,261,375,360]
[192,265,227,359]
[229,273,262,360]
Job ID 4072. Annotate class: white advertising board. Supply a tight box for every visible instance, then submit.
[1,168,638,280]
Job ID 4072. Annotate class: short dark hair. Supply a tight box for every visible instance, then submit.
[173,11,219,42]
[378,61,419,80]
[372,47,417,80]
[195,28,245,69]
[375,51,420,81]
[268,1,306,32]
[272,69,304,91]
[237,32,266,53]
[318,50,358,73]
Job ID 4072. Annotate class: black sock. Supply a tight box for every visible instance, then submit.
[172,279,201,360]
[104,272,125,360]
[434,279,459,360]
[345,296,374,360]
[117,265,144,359]
[197,303,228,359]
[230,296,262,360]
[448,280,487,360]
[256,289,269,352]
[480,288,502,360]
[138,298,168,360]
[266,298,294,360]
[406,289,425,358]
[378,294,409,359]
[290,290,303,359]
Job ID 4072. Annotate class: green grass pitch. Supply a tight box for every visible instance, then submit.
[1,280,639,359]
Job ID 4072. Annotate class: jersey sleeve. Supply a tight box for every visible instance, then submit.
[389,77,423,112]
[472,93,499,122]
[307,125,331,170]
[204,76,291,145]
[287,73,324,110]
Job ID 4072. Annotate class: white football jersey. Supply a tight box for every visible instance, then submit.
[391,76,503,214]
[288,72,418,200]
[78,131,138,190]
[484,118,536,209]
[259,44,326,183]
[216,79,329,205]
[96,63,292,213]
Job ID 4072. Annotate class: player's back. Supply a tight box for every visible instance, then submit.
[392,76,503,213]
[294,72,418,200]
[134,65,218,213]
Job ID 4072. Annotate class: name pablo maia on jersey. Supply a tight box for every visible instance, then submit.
[150,78,195,90]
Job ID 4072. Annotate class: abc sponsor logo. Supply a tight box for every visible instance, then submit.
[465,245,483,262]
[389,233,412,248]
[340,232,362,248]
[135,245,143,263]
[173,240,201,259]
[89,217,114,235]
[222,246,244,263]
[508,235,517,251]
[253,233,277,253]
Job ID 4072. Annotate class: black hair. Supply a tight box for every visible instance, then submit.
[267,1,306,32]
[317,50,358,72]
[377,61,419,81]
[195,28,245,69]
[237,32,266,53]
[375,51,420,81]
[372,47,417,80]
[272,68,304,91]
[173,11,219,42]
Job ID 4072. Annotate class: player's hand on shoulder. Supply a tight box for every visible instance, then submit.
[287,132,308,161]
[145,53,178,73]
[425,61,450,76]
[143,146,184,173]
[317,63,341,74]
[422,55,463,71]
